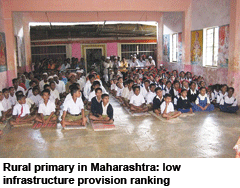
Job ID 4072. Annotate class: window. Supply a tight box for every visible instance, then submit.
[203,27,219,66]
[31,45,67,63]
[121,43,156,59]
[171,33,178,62]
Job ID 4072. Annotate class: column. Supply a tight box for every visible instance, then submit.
[228,0,240,100]
[182,3,192,72]
[156,12,163,69]
[4,16,18,86]
[23,18,32,72]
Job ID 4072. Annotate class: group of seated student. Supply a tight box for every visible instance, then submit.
[0,66,114,134]
[0,55,239,135]
[110,61,238,120]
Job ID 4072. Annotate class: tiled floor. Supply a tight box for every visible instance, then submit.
[0,97,239,158]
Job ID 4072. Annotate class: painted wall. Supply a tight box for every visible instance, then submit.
[162,0,231,86]
[106,43,118,57]
[71,43,81,60]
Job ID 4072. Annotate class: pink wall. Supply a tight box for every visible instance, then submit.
[107,43,118,57]
[71,43,81,60]
[0,71,8,90]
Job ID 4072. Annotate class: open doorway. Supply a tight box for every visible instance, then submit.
[86,48,102,71]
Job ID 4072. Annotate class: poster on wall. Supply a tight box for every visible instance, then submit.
[191,30,203,65]
[218,25,229,68]
[163,34,170,62]
[178,33,182,64]
[0,32,7,72]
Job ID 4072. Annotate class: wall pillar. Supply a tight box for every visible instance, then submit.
[228,0,240,100]
[4,16,17,86]
[157,12,163,68]
[182,3,192,72]
[23,18,31,72]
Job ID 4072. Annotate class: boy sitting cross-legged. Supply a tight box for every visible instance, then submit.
[35,89,57,126]
[10,94,36,125]
[61,85,87,127]
[129,85,148,113]
[89,93,114,124]
[161,93,181,120]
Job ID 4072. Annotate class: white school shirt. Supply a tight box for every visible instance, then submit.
[55,80,66,93]
[111,84,117,91]
[2,97,12,111]
[9,94,17,106]
[39,80,49,91]
[77,77,86,91]
[38,100,56,116]
[216,92,228,104]
[0,102,4,117]
[129,94,145,107]
[150,60,156,66]
[195,94,210,105]
[140,86,149,99]
[190,89,197,95]
[51,89,60,100]
[29,94,43,107]
[102,103,109,116]
[12,103,30,117]
[160,101,174,114]
[63,96,84,115]
[128,90,134,100]
[213,90,219,99]
[116,87,123,97]
[27,88,33,98]
[83,80,91,100]
[220,96,238,106]
[88,91,96,102]
[121,87,129,99]
[164,87,171,95]
[146,91,156,104]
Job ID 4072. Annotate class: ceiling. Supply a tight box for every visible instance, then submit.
[30,23,157,41]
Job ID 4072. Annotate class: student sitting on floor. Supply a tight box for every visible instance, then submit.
[2,88,13,118]
[121,81,129,107]
[192,87,214,112]
[219,87,239,113]
[0,91,6,123]
[90,88,102,116]
[153,87,164,116]
[10,94,36,125]
[164,81,172,95]
[140,79,150,99]
[161,93,181,120]
[115,81,124,103]
[35,89,57,126]
[29,86,43,108]
[9,87,17,107]
[216,84,228,108]
[43,84,56,103]
[177,89,193,114]
[170,80,181,109]
[129,86,148,113]
[122,79,134,108]
[26,80,37,98]
[187,81,198,104]
[88,81,102,110]
[61,85,87,127]
[50,81,60,104]
[89,93,114,124]
[146,83,156,111]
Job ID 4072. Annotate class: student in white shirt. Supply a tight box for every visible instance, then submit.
[192,87,214,112]
[216,84,228,107]
[9,87,17,106]
[161,93,181,120]
[29,86,43,107]
[53,75,66,98]
[50,81,60,103]
[12,78,25,95]
[39,73,49,91]
[2,88,13,117]
[76,70,86,92]
[116,82,124,103]
[83,74,95,101]
[219,87,239,113]
[61,86,87,127]
[140,79,150,99]
[26,80,38,98]
[10,94,35,125]
[35,89,57,126]
[122,79,134,108]
[146,83,156,110]
[129,86,148,113]
[0,92,5,123]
